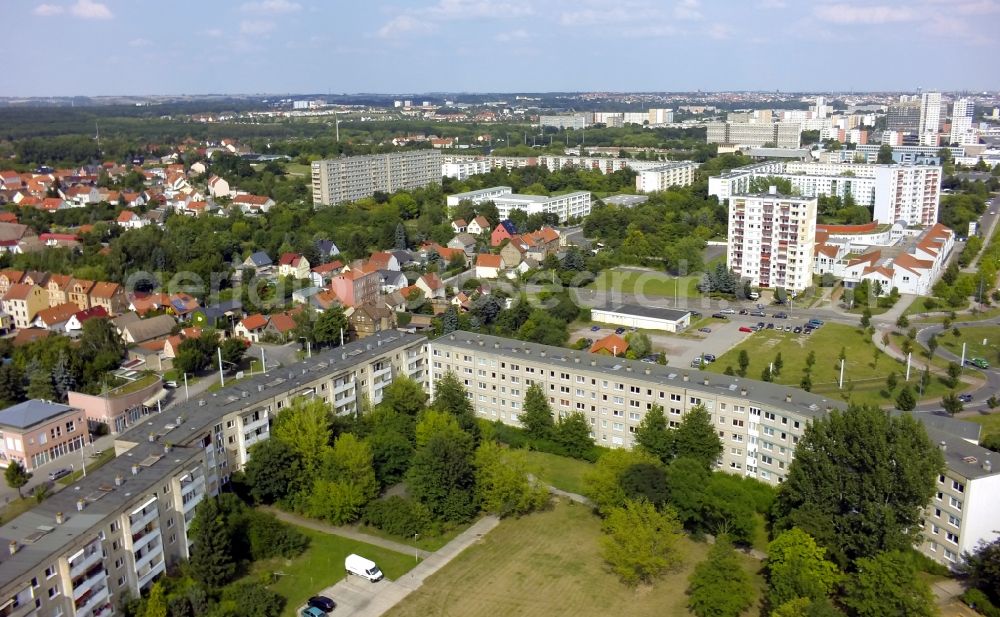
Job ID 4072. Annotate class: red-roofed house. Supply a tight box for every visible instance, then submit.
[368,251,400,272]
[416,273,445,299]
[64,306,108,334]
[277,253,311,279]
[590,334,628,357]
[2,283,48,329]
[264,313,297,340]
[491,220,518,247]
[451,218,467,233]
[233,193,275,214]
[116,210,149,230]
[467,215,491,235]
[235,314,269,342]
[474,253,504,279]
[310,260,344,287]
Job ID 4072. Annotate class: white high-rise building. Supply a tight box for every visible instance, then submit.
[814,96,828,118]
[919,92,942,147]
[311,150,442,205]
[727,188,817,291]
[950,98,977,146]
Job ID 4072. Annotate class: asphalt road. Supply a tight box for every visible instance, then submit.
[914,318,1000,412]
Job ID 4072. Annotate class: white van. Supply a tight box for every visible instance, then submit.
[345,554,383,582]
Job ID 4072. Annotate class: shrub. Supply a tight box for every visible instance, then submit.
[362,496,431,538]
[245,512,309,560]
[962,589,1000,617]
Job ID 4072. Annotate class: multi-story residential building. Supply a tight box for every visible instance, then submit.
[0,400,90,470]
[329,269,381,308]
[855,144,964,164]
[2,284,49,330]
[887,99,921,134]
[538,114,590,130]
[949,98,977,146]
[706,161,786,203]
[634,162,698,193]
[440,154,698,182]
[727,189,817,291]
[919,91,942,147]
[446,186,591,222]
[429,331,1000,568]
[647,108,674,125]
[0,332,426,617]
[441,159,491,181]
[871,164,942,226]
[311,150,442,205]
[705,121,802,148]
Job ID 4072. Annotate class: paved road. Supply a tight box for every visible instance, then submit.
[913,318,1000,412]
[965,194,1000,272]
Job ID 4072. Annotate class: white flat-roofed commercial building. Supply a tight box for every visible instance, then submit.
[429,330,999,569]
[706,121,802,148]
[590,305,691,332]
[728,190,817,291]
[635,161,698,192]
[446,186,591,222]
[311,150,442,205]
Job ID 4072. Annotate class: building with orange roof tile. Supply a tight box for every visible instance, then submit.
[234,314,269,342]
[90,281,126,315]
[474,253,504,279]
[67,279,96,310]
[277,253,311,279]
[590,334,628,356]
[2,283,48,329]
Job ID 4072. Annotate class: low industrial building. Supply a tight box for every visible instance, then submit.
[590,305,691,332]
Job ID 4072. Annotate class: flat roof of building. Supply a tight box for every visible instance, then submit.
[592,304,691,322]
[602,195,649,208]
[0,400,76,430]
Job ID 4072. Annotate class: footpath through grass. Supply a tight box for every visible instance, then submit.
[586,268,701,299]
[703,323,954,407]
[522,450,593,495]
[385,500,763,617]
[246,525,414,617]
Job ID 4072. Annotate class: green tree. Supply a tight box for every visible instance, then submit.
[474,440,549,517]
[26,369,56,401]
[886,371,898,391]
[270,398,331,478]
[308,433,378,524]
[635,404,674,464]
[243,438,304,505]
[664,457,711,528]
[942,392,964,415]
[674,405,722,471]
[218,582,285,617]
[625,331,652,358]
[431,371,479,438]
[554,411,593,458]
[414,409,463,447]
[188,498,237,588]
[895,386,916,411]
[219,337,247,367]
[773,405,944,567]
[841,551,938,617]
[877,144,894,164]
[4,460,31,498]
[800,373,813,392]
[441,306,459,334]
[927,334,938,356]
[406,431,477,522]
[806,350,816,370]
[765,528,841,610]
[600,498,683,585]
[313,306,348,347]
[377,375,427,417]
[517,309,568,346]
[960,538,1000,606]
[365,411,415,486]
[737,349,750,377]
[761,365,773,382]
[860,308,871,328]
[687,536,756,617]
[519,382,554,438]
[773,352,784,376]
[585,448,661,516]
[144,580,168,617]
[946,361,962,388]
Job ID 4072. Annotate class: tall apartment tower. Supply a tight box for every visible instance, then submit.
[949,98,976,146]
[887,100,921,134]
[814,96,827,118]
[919,92,942,147]
[727,189,817,291]
[311,150,442,205]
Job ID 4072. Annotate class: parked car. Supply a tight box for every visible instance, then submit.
[711,313,728,319]
[958,393,974,403]
[691,358,704,368]
[720,308,736,315]
[691,311,703,318]
[703,354,717,363]
[165,380,178,388]
[784,325,792,332]
[774,312,788,319]
[738,309,750,315]
[970,357,990,369]
[345,554,383,582]
[793,326,802,334]
[49,468,72,481]
[590,325,601,332]
[750,310,766,317]
[756,303,765,309]
[749,292,760,300]
[807,319,825,327]
[803,327,814,335]
[301,608,326,617]
[308,596,336,612]
[757,321,766,329]
[614,327,626,335]
[739,326,754,333]
[766,323,775,329]
[699,327,712,333]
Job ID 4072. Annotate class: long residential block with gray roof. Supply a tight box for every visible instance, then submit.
[429,330,999,567]
[0,331,426,617]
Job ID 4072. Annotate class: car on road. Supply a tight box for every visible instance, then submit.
[793,326,802,334]
[702,354,717,362]
[750,310,766,317]
[301,607,326,617]
[164,380,178,388]
[970,357,991,369]
[308,596,336,613]
[590,325,601,332]
[719,308,736,315]
[749,292,760,300]
[614,327,626,335]
[958,394,974,403]
[739,326,754,333]
[739,308,750,315]
[711,313,728,319]
[756,303,765,309]
[991,211,996,215]
[766,323,775,329]
[48,468,72,481]
[641,354,661,364]
[774,312,788,319]
[699,327,712,333]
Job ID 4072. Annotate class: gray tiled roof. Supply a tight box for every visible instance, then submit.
[0,400,76,430]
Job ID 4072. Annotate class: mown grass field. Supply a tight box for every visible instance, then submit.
[522,450,594,495]
[968,412,1000,439]
[703,323,955,407]
[385,501,764,617]
[586,268,702,299]
[245,526,414,617]
[938,325,1000,366]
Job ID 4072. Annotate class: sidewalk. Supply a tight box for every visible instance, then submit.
[261,507,434,559]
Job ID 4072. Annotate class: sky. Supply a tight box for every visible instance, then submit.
[5,0,1000,97]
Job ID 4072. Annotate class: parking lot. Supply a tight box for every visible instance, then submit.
[575,307,823,370]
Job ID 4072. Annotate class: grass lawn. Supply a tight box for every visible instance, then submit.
[902,296,960,318]
[354,520,468,553]
[247,525,415,617]
[385,501,764,617]
[938,326,1000,366]
[109,373,160,395]
[522,450,594,495]
[968,412,1000,439]
[283,162,311,176]
[703,323,955,407]
[586,268,701,299]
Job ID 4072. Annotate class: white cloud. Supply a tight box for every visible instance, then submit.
[70,0,113,19]
[128,37,151,47]
[240,19,276,34]
[494,28,528,42]
[377,0,534,38]
[33,4,64,16]
[814,3,916,24]
[674,0,702,20]
[240,0,301,13]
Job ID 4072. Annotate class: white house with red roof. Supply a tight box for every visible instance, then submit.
[277,253,311,279]
[116,210,149,230]
[233,193,275,214]
[474,253,504,279]
[466,215,491,235]
[416,272,445,299]
[841,223,954,295]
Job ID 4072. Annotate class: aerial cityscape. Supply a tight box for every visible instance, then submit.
[0,1,999,617]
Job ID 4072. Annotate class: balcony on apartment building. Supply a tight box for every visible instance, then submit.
[128,504,158,536]
[131,522,161,556]
[68,541,103,580]
[72,564,107,604]
[74,582,110,617]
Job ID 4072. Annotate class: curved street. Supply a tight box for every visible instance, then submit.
[913,318,1000,412]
